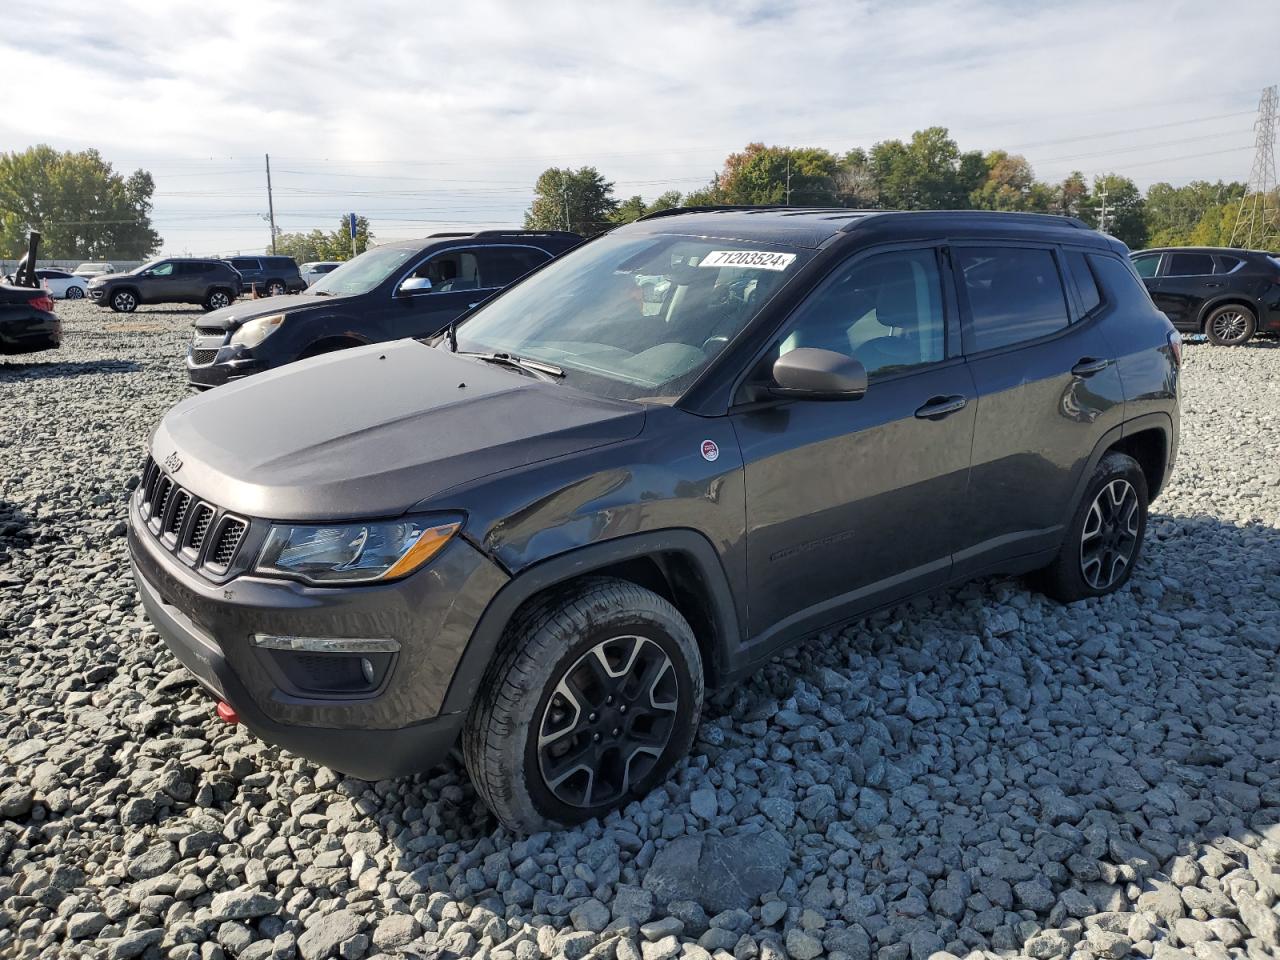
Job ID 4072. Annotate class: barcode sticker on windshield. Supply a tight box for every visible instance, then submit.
[698,250,796,271]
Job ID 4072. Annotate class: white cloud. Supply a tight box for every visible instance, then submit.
[1,0,1275,253]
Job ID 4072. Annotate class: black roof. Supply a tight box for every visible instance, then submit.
[375,230,583,251]
[628,206,1102,250]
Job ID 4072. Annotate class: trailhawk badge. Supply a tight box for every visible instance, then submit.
[701,440,719,462]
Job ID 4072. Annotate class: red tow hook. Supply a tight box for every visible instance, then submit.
[215,700,240,724]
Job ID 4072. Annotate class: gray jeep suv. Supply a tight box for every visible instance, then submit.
[90,258,241,312]
[128,207,1180,831]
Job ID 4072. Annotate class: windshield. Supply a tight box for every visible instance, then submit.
[453,234,810,400]
[309,246,416,296]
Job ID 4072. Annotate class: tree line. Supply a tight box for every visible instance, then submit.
[524,128,1258,252]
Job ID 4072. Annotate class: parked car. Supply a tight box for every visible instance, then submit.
[35,268,89,300]
[186,230,582,389]
[72,262,115,279]
[223,255,306,297]
[1129,246,1280,345]
[130,208,1180,830]
[88,258,241,313]
[2,233,60,354]
[300,261,342,287]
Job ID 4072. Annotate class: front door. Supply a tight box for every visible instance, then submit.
[140,261,181,302]
[952,244,1126,577]
[731,246,976,646]
[392,248,494,339]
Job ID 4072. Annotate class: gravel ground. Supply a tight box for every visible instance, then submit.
[2,301,1279,960]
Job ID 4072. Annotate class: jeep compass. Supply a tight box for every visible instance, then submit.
[129,207,1180,831]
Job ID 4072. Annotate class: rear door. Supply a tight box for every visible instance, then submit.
[732,245,976,644]
[954,243,1125,577]
[1150,250,1217,329]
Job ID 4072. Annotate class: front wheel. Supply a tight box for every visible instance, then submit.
[1034,451,1148,603]
[204,289,232,311]
[464,578,704,832]
[1204,304,1255,346]
[110,290,137,313]
[66,285,85,300]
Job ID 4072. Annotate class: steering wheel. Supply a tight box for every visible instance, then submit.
[701,335,730,354]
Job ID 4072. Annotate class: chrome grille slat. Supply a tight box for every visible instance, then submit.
[135,459,249,577]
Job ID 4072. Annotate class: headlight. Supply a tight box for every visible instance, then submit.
[230,313,285,348]
[255,516,462,584]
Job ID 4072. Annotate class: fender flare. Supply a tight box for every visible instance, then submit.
[440,529,741,714]
[1065,412,1174,522]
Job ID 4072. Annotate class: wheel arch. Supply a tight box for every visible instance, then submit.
[300,334,369,358]
[1066,413,1174,521]
[440,529,741,715]
[1197,295,1258,330]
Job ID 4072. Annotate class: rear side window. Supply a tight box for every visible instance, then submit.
[479,247,551,287]
[1131,254,1160,278]
[1064,251,1102,316]
[1088,254,1158,312]
[230,258,259,271]
[1214,255,1243,274]
[957,247,1070,353]
[1165,252,1215,277]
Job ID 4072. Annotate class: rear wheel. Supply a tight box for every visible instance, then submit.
[266,280,286,297]
[203,289,232,312]
[110,289,137,312]
[1034,451,1148,602]
[1204,304,1255,345]
[464,578,703,832]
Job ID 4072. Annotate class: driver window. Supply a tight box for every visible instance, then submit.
[412,251,481,293]
[779,249,945,378]
[149,262,175,277]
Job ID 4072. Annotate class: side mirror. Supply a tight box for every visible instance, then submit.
[770,348,867,400]
[398,277,433,295]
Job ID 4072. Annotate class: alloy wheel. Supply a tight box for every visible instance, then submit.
[209,292,230,309]
[67,286,84,299]
[1079,478,1139,590]
[113,291,136,311]
[537,635,679,809]
[1211,310,1249,344]
[268,282,285,296]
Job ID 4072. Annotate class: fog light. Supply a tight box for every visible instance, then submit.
[360,657,375,684]
[251,634,399,654]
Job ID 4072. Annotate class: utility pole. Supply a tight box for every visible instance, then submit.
[1096,183,1111,235]
[560,171,570,232]
[1230,85,1279,249]
[265,153,277,255]
[785,155,792,206]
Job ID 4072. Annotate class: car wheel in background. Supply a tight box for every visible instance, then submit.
[66,286,85,299]
[1204,304,1255,346]
[1033,451,1148,603]
[464,577,704,832]
[110,290,138,312]
[204,289,232,312]
[267,281,286,297]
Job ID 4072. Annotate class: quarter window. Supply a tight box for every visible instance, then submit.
[779,249,946,378]
[1064,251,1102,316]
[957,247,1069,353]
[1214,255,1243,274]
[479,248,551,287]
[1131,254,1160,279]
[1165,252,1215,277]
[1088,254,1157,312]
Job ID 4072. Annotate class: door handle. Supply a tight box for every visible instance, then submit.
[1202,282,1222,289]
[914,395,968,420]
[1071,357,1112,376]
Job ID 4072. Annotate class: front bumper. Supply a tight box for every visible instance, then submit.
[186,336,263,390]
[128,495,509,778]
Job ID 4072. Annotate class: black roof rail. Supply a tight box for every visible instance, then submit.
[427,231,474,238]
[637,204,794,221]
[469,229,583,240]
[842,210,1090,232]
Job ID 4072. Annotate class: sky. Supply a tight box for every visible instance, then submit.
[3,0,1278,255]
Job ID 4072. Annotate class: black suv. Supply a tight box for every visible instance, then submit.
[130,208,1180,830]
[89,258,241,313]
[1130,245,1280,345]
[222,255,307,297]
[186,230,582,389]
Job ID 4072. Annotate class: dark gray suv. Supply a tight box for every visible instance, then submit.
[89,258,241,312]
[128,208,1180,831]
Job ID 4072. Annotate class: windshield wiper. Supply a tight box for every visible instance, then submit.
[457,351,565,379]
[311,289,333,296]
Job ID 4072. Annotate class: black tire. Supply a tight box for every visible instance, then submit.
[464,578,704,833]
[1034,451,1148,603]
[203,288,233,312]
[1204,303,1255,346]
[266,280,286,297]
[66,286,85,300]
[110,289,138,313]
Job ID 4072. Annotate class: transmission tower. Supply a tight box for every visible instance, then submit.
[1229,85,1280,249]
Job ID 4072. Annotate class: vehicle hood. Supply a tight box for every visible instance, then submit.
[197,293,335,330]
[149,339,646,520]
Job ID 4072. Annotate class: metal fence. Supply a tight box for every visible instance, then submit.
[0,259,147,276]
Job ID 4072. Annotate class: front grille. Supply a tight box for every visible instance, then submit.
[137,456,251,578]
[190,349,219,365]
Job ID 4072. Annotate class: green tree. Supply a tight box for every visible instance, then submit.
[609,190,683,225]
[868,127,985,210]
[1081,174,1146,249]
[1051,172,1090,219]
[834,148,878,208]
[525,167,618,236]
[970,151,1052,212]
[0,145,160,258]
[273,216,373,261]
[714,143,840,206]
[1143,180,1246,247]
